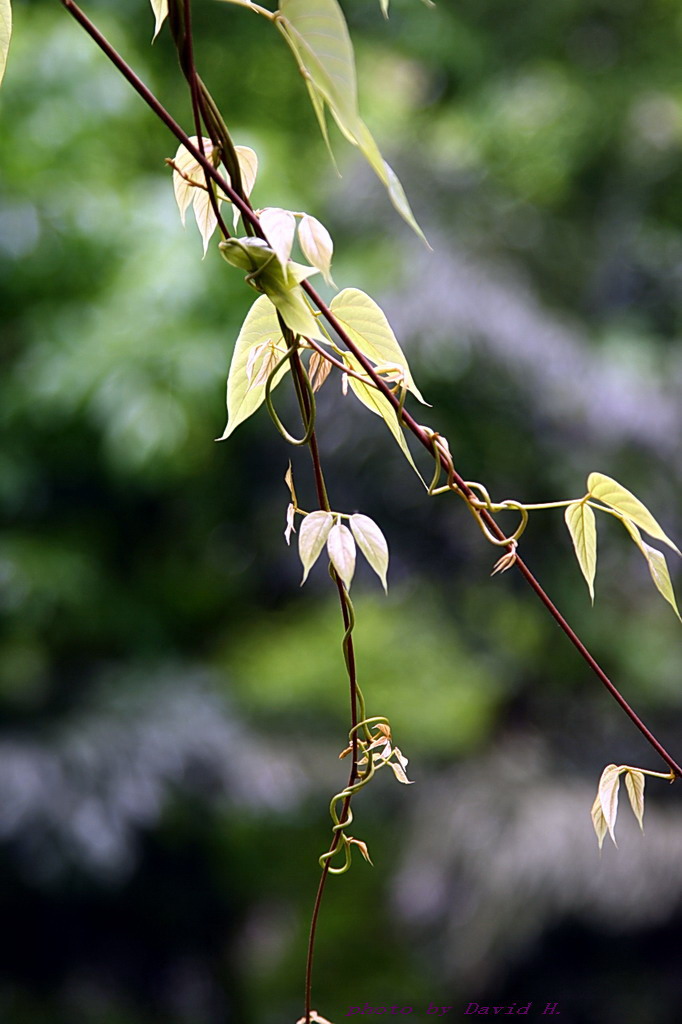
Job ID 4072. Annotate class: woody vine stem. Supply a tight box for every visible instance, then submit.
[54,2,682,1020]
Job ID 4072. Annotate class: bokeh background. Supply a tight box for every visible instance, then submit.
[2,0,682,1021]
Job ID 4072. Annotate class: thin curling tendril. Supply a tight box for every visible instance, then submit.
[264,346,317,445]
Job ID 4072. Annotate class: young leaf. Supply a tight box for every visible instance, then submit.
[349,837,374,865]
[624,769,645,832]
[330,289,425,402]
[298,214,335,286]
[350,513,389,592]
[235,146,258,196]
[284,502,296,545]
[388,758,413,784]
[380,0,389,17]
[150,0,168,40]
[296,1013,335,1024]
[171,139,206,224]
[219,238,326,341]
[193,187,221,257]
[259,207,297,271]
[278,0,359,133]
[343,352,423,481]
[231,145,259,228]
[309,350,333,393]
[276,0,428,243]
[598,764,622,846]
[327,522,356,589]
[217,294,288,441]
[217,0,260,8]
[0,0,11,88]
[284,461,297,506]
[382,157,431,250]
[621,520,681,621]
[587,472,681,556]
[590,792,608,852]
[299,510,334,584]
[564,501,597,603]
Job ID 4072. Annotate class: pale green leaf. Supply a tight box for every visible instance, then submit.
[284,502,296,544]
[590,792,608,851]
[284,461,297,506]
[344,353,423,480]
[588,472,680,556]
[278,0,359,132]
[309,350,333,393]
[171,139,207,224]
[150,0,168,40]
[621,520,681,621]
[217,295,288,441]
[327,522,356,588]
[564,501,597,603]
[330,289,425,402]
[383,159,430,249]
[170,137,224,251]
[193,188,221,256]
[598,764,622,846]
[0,0,11,88]
[299,510,334,584]
[304,77,339,170]
[276,0,428,243]
[231,145,259,228]
[259,207,297,271]
[380,0,389,18]
[624,769,645,832]
[219,238,326,340]
[219,236,270,273]
[350,513,389,592]
[235,146,258,197]
[298,214,335,287]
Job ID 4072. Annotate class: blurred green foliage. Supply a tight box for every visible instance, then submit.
[1,0,681,1021]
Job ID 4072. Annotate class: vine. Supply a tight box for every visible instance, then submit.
[2,2,680,1021]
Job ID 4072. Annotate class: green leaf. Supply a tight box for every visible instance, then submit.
[276,0,428,244]
[621,520,681,622]
[350,513,389,592]
[624,769,645,832]
[587,472,680,556]
[598,763,622,847]
[150,0,168,40]
[299,510,334,584]
[217,295,288,441]
[330,288,425,402]
[327,522,356,588]
[298,214,335,287]
[259,207,297,271]
[0,0,11,88]
[219,238,326,340]
[564,501,597,603]
[343,353,423,480]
